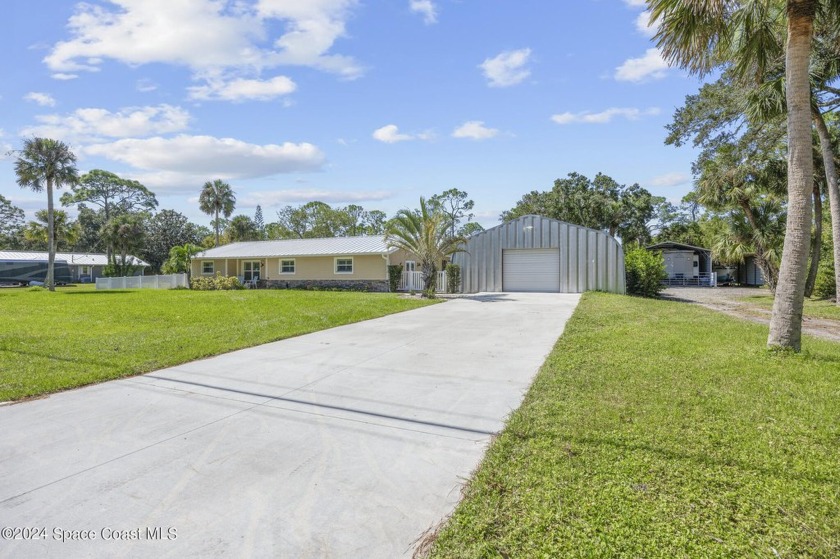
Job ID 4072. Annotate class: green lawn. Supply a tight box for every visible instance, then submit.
[740,294,840,321]
[0,285,436,401]
[429,292,840,558]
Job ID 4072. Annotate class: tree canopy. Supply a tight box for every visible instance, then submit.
[502,172,660,244]
[61,169,158,221]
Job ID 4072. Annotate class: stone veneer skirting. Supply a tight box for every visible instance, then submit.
[264,279,390,292]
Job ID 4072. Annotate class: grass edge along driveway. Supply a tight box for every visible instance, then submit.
[428,292,840,559]
[0,286,437,401]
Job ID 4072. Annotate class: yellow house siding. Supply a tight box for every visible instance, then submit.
[293,255,386,280]
[192,255,387,281]
[192,259,230,277]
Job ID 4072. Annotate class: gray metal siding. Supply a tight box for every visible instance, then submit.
[452,215,626,294]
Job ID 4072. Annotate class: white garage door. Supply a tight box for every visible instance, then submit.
[502,248,561,292]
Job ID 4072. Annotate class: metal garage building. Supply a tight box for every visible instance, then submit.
[452,215,626,294]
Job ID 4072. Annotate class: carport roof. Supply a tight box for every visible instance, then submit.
[196,236,398,259]
[646,241,711,254]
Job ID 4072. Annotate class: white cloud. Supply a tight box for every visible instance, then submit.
[51,73,78,80]
[551,107,660,125]
[44,0,362,82]
[623,0,647,6]
[452,120,499,140]
[24,92,57,107]
[649,172,690,187]
[372,124,433,143]
[635,10,659,37]
[21,104,190,142]
[409,0,438,24]
[240,189,392,207]
[615,48,669,82]
[188,75,296,101]
[479,48,532,87]
[81,135,325,191]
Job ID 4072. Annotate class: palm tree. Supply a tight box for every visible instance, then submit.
[385,197,466,296]
[162,243,204,281]
[649,0,835,351]
[22,209,81,251]
[100,214,145,277]
[14,138,79,291]
[199,179,236,247]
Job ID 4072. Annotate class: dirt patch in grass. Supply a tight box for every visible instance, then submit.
[661,287,840,343]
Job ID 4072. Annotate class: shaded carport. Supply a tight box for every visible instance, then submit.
[452,215,626,294]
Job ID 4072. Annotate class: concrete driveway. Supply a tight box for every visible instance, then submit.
[0,292,580,558]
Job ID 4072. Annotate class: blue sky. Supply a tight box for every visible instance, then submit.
[0,0,706,229]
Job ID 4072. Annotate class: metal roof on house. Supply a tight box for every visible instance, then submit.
[0,251,149,267]
[195,236,398,259]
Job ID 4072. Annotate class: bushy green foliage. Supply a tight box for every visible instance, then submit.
[387,264,403,292]
[625,246,667,297]
[813,227,836,300]
[445,263,461,293]
[813,257,836,300]
[190,272,244,291]
[102,262,141,278]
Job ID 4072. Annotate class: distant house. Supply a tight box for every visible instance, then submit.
[0,251,148,285]
[646,241,716,287]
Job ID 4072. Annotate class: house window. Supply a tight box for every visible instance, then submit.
[404,260,416,272]
[80,265,92,276]
[335,257,353,274]
[202,261,214,275]
[280,259,295,274]
[244,261,261,281]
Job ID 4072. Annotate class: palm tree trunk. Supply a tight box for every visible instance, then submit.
[422,261,436,295]
[768,0,816,351]
[104,203,113,266]
[813,110,840,305]
[46,179,56,292]
[215,207,220,247]
[804,182,822,297]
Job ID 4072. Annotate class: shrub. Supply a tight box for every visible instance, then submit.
[446,263,461,293]
[625,246,667,298]
[813,229,835,300]
[388,264,403,293]
[190,272,244,291]
[813,258,836,300]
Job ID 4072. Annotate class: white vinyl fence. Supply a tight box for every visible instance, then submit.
[96,273,188,290]
[398,270,448,293]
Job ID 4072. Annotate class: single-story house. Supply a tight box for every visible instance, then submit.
[191,216,628,294]
[191,236,414,292]
[646,241,716,287]
[452,215,626,294]
[0,251,148,284]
